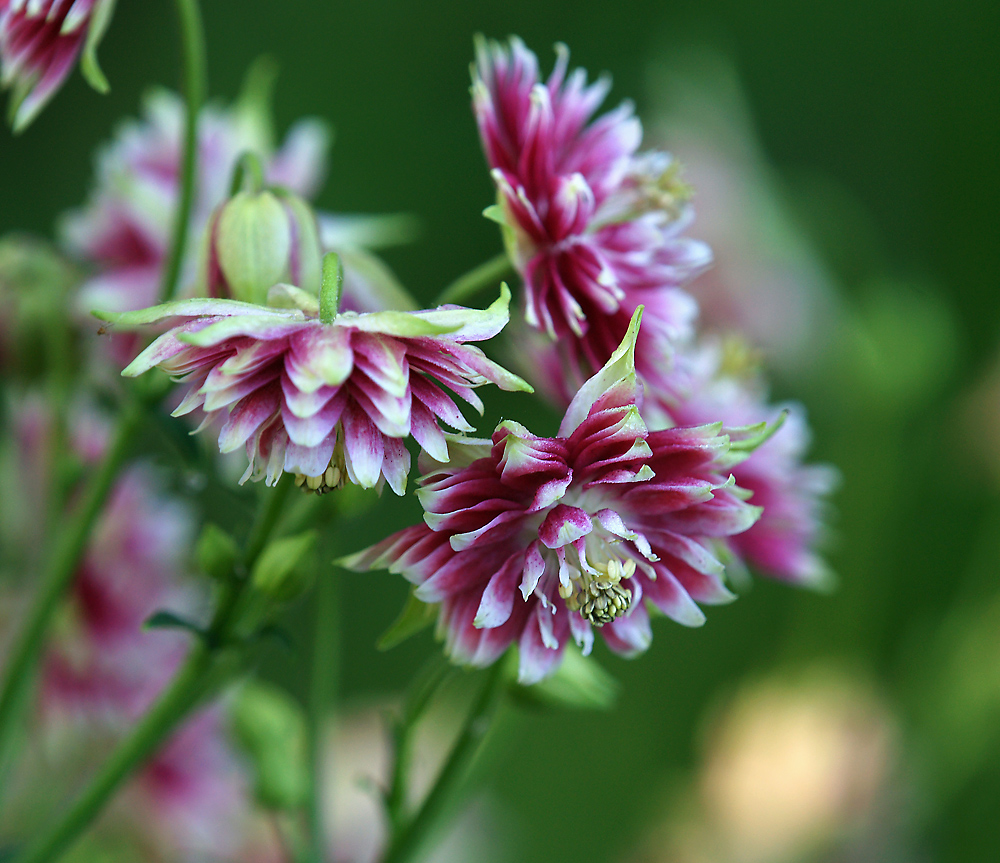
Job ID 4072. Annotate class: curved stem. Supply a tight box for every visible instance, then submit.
[385,654,451,830]
[11,478,295,863]
[381,665,505,863]
[433,253,513,306]
[0,398,144,790]
[158,0,207,302]
[307,570,340,861]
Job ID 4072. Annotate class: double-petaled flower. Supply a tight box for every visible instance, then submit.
[472,37,709,392]
[0,0,117,132]
[343,310,765,683]
[98,281,530,495]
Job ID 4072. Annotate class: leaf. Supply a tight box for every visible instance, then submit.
[80,0,118,94]
[377,590,437,651]
[144,611,206,638]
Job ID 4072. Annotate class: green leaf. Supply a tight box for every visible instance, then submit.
[506,648,619,711]
[144,611,206,638]
[377,590,438,651]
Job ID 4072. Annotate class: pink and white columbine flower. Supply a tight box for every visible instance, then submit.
[472,37,708,390]
[343,310,763,683]
[0,0,115,132]
[99,286,530,495]
[669,340,837,588]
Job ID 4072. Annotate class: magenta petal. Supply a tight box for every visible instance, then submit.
[538,504,592,549]
[283,432,335,477]
[342,404,385,489]
[474,552,525,629]
[517,605,565,684]
[600,603,652,656]
[218,384,281,453]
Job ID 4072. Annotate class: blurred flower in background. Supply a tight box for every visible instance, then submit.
[630,670,906,863]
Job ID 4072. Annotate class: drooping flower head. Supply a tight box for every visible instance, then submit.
[343,310,765,683]
[98,282,531,495]
[0,0,116,132]
[472,37,709,392]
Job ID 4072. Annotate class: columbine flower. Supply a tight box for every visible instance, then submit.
[472,36,708,388]
[0,0,116,132]
[343,310,763,683]
[667,338,837,588]
[98,283,530,495]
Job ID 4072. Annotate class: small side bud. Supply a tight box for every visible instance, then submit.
[195,523,239,581]
[201,164,322,305]
[231,682,309,811]
[250,530,317,604]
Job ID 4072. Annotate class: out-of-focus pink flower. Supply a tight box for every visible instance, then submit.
[60,90,330,364]
[667,341,837,588]
[0,0,116,132]
[644,51,843,376]
[473,37,708,392]
[344,311,762,683]
[39,466,196,721]
[101,287,530,494]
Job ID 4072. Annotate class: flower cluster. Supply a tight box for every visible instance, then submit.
[472,38,835,596]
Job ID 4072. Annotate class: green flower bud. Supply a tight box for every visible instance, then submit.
[231,531,317,638]
[231,682,309,811]
[202,162,322,306]
[195,523,239,582]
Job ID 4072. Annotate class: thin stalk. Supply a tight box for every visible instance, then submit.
[381,665,505,863]
[307,571,340,861]
[14,644,222,863]
[11,477,295,863]
[385,655,451,830]
[0,398,144,786]
[158,0,207,302]
[433,253,513,306]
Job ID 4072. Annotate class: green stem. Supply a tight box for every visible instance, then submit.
[381,665,505,863]
[0,398,144,787]
[307,571,340,861]
[385,655,451,830]
[14,644,225,863]
[11,478,294,863]
[433,253,513,306]
[158,0,207,302]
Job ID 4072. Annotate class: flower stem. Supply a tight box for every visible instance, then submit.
[307,570,340,861]
[10,477,294,863]
[0,397,144,794]
[158,0,207,302]
[434,253,513,306]
[381,664,505,863]
[385,654,451,830]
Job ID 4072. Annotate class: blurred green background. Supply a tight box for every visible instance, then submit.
[2,1,999,861]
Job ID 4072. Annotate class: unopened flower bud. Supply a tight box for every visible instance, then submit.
[202,162,322,305]
[232,681,309,811]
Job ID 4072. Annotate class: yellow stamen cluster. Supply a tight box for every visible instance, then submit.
[561,556,636,626]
